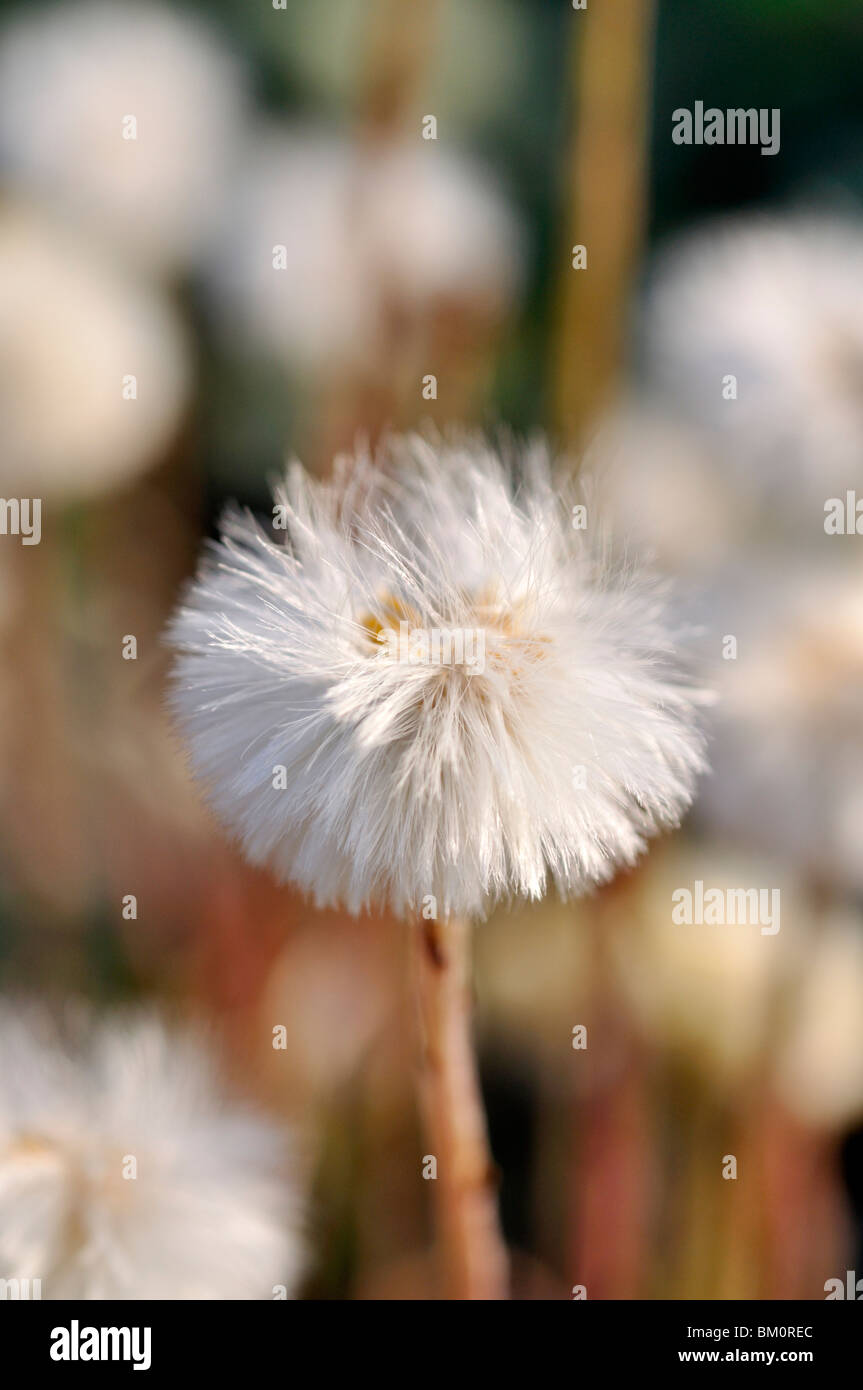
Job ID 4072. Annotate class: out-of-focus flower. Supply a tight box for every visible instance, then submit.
[206,127,524,375]
[584,396,738,577]
[773,911,863,1129]
[366,143,523,315]
[0,1006,303,1299]
[608,847,810,1087]
[0,205,189,499]
[259,911,397,1101]
[168,431,707,921]
[642,214,863,529]
[697,562,863,896]
[0,1,246,274]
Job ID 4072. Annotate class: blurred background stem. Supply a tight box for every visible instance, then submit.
[552,0,657,449]
[310,0,444,471]
[359,0,442,145]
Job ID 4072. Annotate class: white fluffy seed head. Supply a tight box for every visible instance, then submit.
[169,433,708,921]
[0,1,247,274]
[205,127,523,374]
[697,561,863,896]
[0,204,190,499]
[0,1006,303,1300]
[642,214,863,521]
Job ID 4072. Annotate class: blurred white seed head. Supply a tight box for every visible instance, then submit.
[169,432,707,921]
[774,911,863,1130]
[0,204,190,500]
[0,1006,303,1299]
[609,847,809,1088]
[260,918,395,1100]
[642,213,863,525]
[698,561,863,896]
[0,1,247,273]
[206,127,524,374]
[584,396,739,577]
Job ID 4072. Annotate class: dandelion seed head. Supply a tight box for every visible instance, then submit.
[643,213,863,522]
[0,1007,303,1300]
[169,432,707,920]
[0,1,247,273]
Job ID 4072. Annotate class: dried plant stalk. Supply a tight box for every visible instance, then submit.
[553,0,657,447]
[411,913,509,1300]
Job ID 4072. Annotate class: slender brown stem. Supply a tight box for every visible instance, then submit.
[410,913,509,1299]
[552,0,657,449]
[358,0,442,144]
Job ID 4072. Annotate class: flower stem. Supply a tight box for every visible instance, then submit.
[410,913,509,1299]
[552,0,657,448]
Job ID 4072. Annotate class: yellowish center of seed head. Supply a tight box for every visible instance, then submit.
[359,588,550,675]
[8,1131,62,1158]
[360,594,423,648]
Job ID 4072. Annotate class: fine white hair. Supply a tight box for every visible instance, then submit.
[169,432,708,920]
[0,1005,303,1300]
